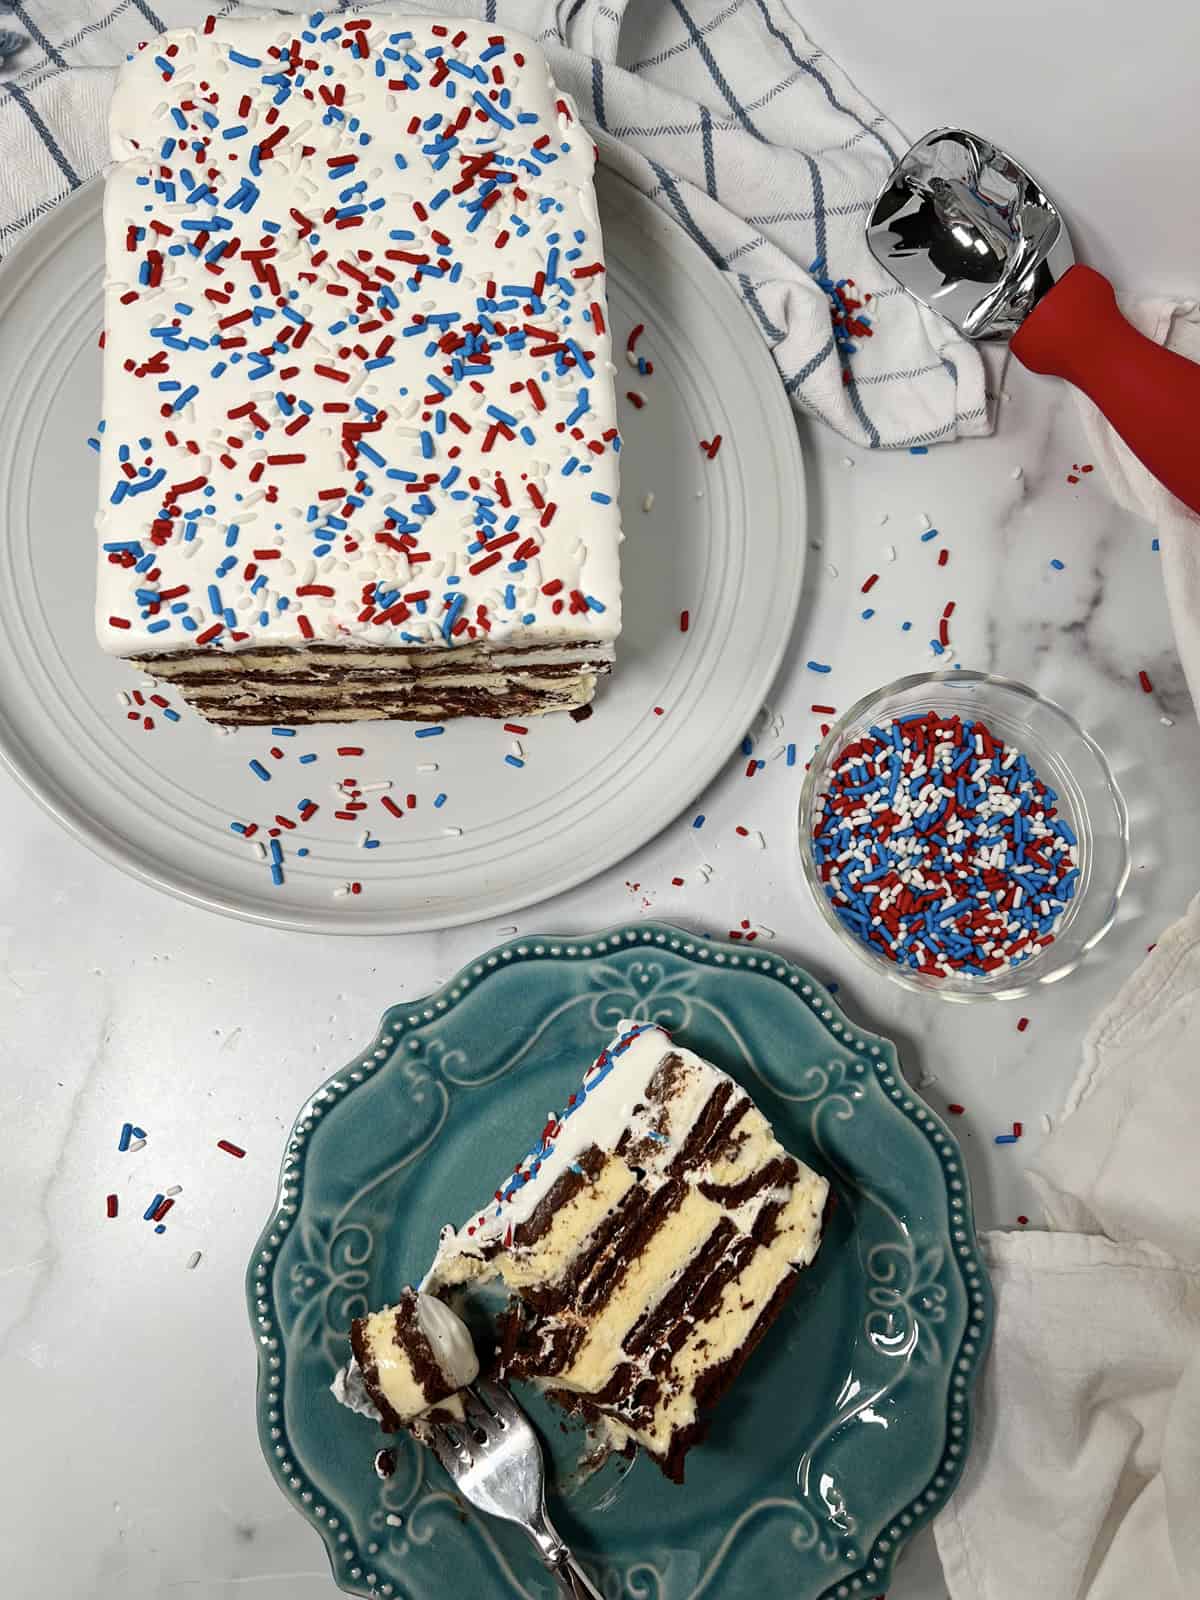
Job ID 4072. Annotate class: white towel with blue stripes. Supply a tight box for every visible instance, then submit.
[0,0,988,450]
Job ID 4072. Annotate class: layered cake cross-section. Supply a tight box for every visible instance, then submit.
[97,14,622,724]
[340,1022,828,1483]
[349,1287,479,1429]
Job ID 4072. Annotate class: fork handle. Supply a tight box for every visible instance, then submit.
[528,1511,604,1599]
[546,1550,605,1600]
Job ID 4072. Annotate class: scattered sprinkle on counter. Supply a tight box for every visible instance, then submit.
[217,1139,246,1159]
[812,712,1080,978]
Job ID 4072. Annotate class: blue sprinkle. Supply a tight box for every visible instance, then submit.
[118,1122,133,1152]
[505,755,525,769]
[919,527,940,542]
[807,660,832,674]
[144,1194,165,1221]
[415,726,444,738]
[299,753,318,764]
[786,744,797,766]
[693,814,706,828]
[994,1134,1019,1145]
[909,445,929,455]
[249,760,270,782]
[1050,558,1065,570]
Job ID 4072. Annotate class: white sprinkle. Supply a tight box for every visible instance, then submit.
[165,1185,182,1197]
[417,762,439,773]
[1011,465,1023,480]
[884,545,896,562]
[386,1515,403,1528]
[128,1138,146,1154]
[252,841,267,861]
[509,740,523,759]
[755,924,776,939]
[186,1251,202,1270]
[918,1069,938,1088]
[1161,715,1174,727]
[357,830,370,848]
[333,884,350,898]
[641,491,655,513]
[842,456,854,468]
[878,512,890,525]
[625,350,639,368]
[694,489,704,499]
[750,830,766,849]
[359,780,391,793]
[919,511,931,529]
[497,926,518,936]
[442,825,463,837]
[827,563,839,579]
[1040,1114,1052,1135]
[115,690,131,707]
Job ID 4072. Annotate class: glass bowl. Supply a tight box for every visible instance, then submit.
[798,671,1131,1002]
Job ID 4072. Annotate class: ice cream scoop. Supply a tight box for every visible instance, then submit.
[867,127,1200,515]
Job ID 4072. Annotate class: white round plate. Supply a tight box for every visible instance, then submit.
[0,168,805,934]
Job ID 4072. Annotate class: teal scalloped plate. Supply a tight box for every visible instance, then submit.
[248,924,992,1599]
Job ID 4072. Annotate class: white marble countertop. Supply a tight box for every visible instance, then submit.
[4,9,1200,1598]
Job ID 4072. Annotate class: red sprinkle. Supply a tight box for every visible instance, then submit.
[1138,670,1153,694]
[503,722,528,734]
[1013,1121,1023,1137]
[217,1140,245,1159]
[626,322,645,353]
[947,1103,965,1115]
[1017,1215,1029,1226]
[811,704,836,715]
[380,795,403,818]
[679,609,690,632]
[337,746,364,756]
[938,548,949,567]
[860,573,879,594]
[106,1194,118,1218]
[1017,1016,1030,1032]
[671,876,684,887]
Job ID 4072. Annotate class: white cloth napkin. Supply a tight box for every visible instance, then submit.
[1072,300,1200,708]
[933,893,1200,1600]
[0,0,987,451]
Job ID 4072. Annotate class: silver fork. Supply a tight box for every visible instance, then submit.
[425,1380,604,1599]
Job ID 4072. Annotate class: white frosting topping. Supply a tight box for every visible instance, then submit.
[425,1021,720,1282]
[97,15,622,658]
[415,1290,479,1389]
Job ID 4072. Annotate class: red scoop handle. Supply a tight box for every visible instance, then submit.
[1011,263,1200,517]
